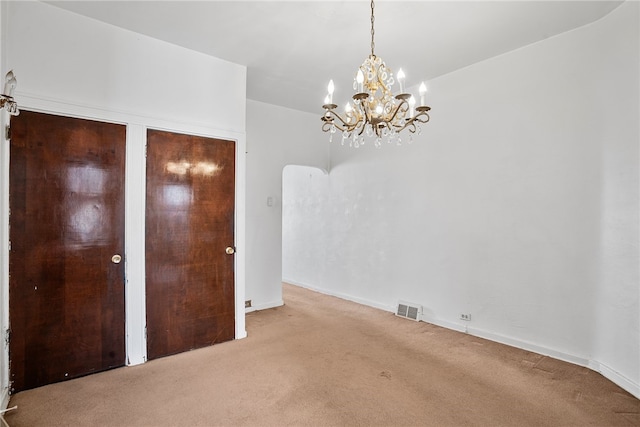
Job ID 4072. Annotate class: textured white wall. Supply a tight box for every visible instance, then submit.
[592,0,639,396]
[283,2,638,397]
[0,0,247,388]
[245,100,327,312]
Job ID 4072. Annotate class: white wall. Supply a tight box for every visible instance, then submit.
[283,1,638,397]
[0,0,247,400]
[593,0,639,395]
[245,100,327,313]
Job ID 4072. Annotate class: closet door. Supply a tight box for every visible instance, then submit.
[145,129,235,360]
[9,111,126,393]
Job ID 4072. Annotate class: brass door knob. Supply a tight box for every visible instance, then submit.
[111,254,122,264]
[225,247,235,255]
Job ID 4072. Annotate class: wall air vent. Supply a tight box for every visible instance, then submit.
[396,301,421,321]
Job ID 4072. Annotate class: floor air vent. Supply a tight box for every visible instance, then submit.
[396,301,421,321]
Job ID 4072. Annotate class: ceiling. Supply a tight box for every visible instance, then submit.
[46,1,623,114]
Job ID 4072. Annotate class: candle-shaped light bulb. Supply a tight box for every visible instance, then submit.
[324,94,331,105]
[356,70,364,93]
[327,79,335,104]
[3,70,16,97]
[397,68,405,94]
[419,82,427,106]
[409,95,416,117]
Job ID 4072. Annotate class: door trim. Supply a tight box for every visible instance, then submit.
[0,102,246,383]
[123,124,148,365]
[1,108,11,407]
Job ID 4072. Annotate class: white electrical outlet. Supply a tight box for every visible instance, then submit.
[460,313,471,321]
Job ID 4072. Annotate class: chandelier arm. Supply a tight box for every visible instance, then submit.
[393,111,430,134]
[321,110,360,133]
[388,99,409,124]
[323,120,355,134]
[413,111,431,124]
[404,121,418,134]
[374,122,385,138]
[321,121,334,133]
[358,123,368,136]
[359,106,372,135]
[391,120,410,133]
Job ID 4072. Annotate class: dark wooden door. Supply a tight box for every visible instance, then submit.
[9,111,126,393]
[145,129,235,360]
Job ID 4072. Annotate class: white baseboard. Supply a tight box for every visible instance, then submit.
[417,314,587,368]
[426,320,639,399]
[284,280,395,313]
[245,299,283,314]
[285,281,639,399]
[419,315,589,369]
[596,361,640,399]
[467,325,591,367]
[419,313,467,333]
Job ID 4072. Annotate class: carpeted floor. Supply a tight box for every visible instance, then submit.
[5,283,640,426]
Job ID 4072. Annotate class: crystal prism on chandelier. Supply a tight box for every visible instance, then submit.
[321,0,431,148]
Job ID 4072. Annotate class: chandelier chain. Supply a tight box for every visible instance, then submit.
[370,0,375,57]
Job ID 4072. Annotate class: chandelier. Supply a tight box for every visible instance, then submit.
[1,70,19,116]
[321,0,430,148]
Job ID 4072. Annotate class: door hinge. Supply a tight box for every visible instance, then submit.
[5,125,10,140]
[7,240,10,251]
[5,329,10,346]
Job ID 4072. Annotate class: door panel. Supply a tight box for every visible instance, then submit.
[9,111,126,393]
[145,129,235,360]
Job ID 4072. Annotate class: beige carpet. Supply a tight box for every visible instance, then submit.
[5,283,639,426]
